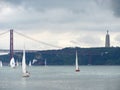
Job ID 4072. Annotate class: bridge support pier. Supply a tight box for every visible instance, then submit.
[10,29,14,60]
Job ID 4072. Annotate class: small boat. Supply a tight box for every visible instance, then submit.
[22,47,30,77]
[75,50,80,72]
[44,59,47,66]
[16,60,19,66]
[10,57,16,68]
[0,61,3,67]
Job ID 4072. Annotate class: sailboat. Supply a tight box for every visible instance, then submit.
[44,59,47,66]
[10,57,16,68]
[29,61,32,66]
[75,50,80,72]
[22,48,30,77]
[0,61,2,67]
[16,60,19,66]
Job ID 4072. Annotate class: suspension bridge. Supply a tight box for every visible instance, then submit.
[0,29,62,60]
[0,30,102,65]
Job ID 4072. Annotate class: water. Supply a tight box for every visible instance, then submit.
[0,66,120,90]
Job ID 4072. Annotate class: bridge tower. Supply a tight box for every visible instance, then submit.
[10,29,14,60]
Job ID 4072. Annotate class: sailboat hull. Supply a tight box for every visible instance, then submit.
[76,69,80,72]
[22,73,30,77]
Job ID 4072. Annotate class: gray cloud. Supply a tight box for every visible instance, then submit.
[0,0,119,32]
[111,0,120,17]
[0,0,83,9]
[0,0,112,14]
[0,0,112,30]
[0,0,107,13]
[0,0,23,6]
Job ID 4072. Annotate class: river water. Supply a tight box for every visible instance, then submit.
[0,66,120,90]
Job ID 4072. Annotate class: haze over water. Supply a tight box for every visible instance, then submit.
[0,66,120,90]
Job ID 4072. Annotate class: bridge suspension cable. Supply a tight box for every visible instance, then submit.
[70,40,81,46]
[14,31,62,49]
[0,30,9,36]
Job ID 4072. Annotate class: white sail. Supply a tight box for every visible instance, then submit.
[32,59,37,64]
[75,50,80,72]
[45,59,47,66]
[22,47,30,77]
[10,57,16,68]
[29,61,31,66]
[0,61,2,67]
[16,60,19,66]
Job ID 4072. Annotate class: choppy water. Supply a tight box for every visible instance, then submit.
[0,66,120,90]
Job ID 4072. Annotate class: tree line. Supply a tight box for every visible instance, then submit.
[0,47,120,65]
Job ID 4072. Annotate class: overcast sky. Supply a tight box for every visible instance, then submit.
[0,0,120,50]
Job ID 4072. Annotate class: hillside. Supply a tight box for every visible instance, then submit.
[0,47,120,65]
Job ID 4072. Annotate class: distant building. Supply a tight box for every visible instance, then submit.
[105,30,110,47]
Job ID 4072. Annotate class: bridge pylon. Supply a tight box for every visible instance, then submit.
[10,29,14,60]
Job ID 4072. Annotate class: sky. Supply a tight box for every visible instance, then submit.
[0,0,120,50]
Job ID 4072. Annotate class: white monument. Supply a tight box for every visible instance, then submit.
[105,30,110,47]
